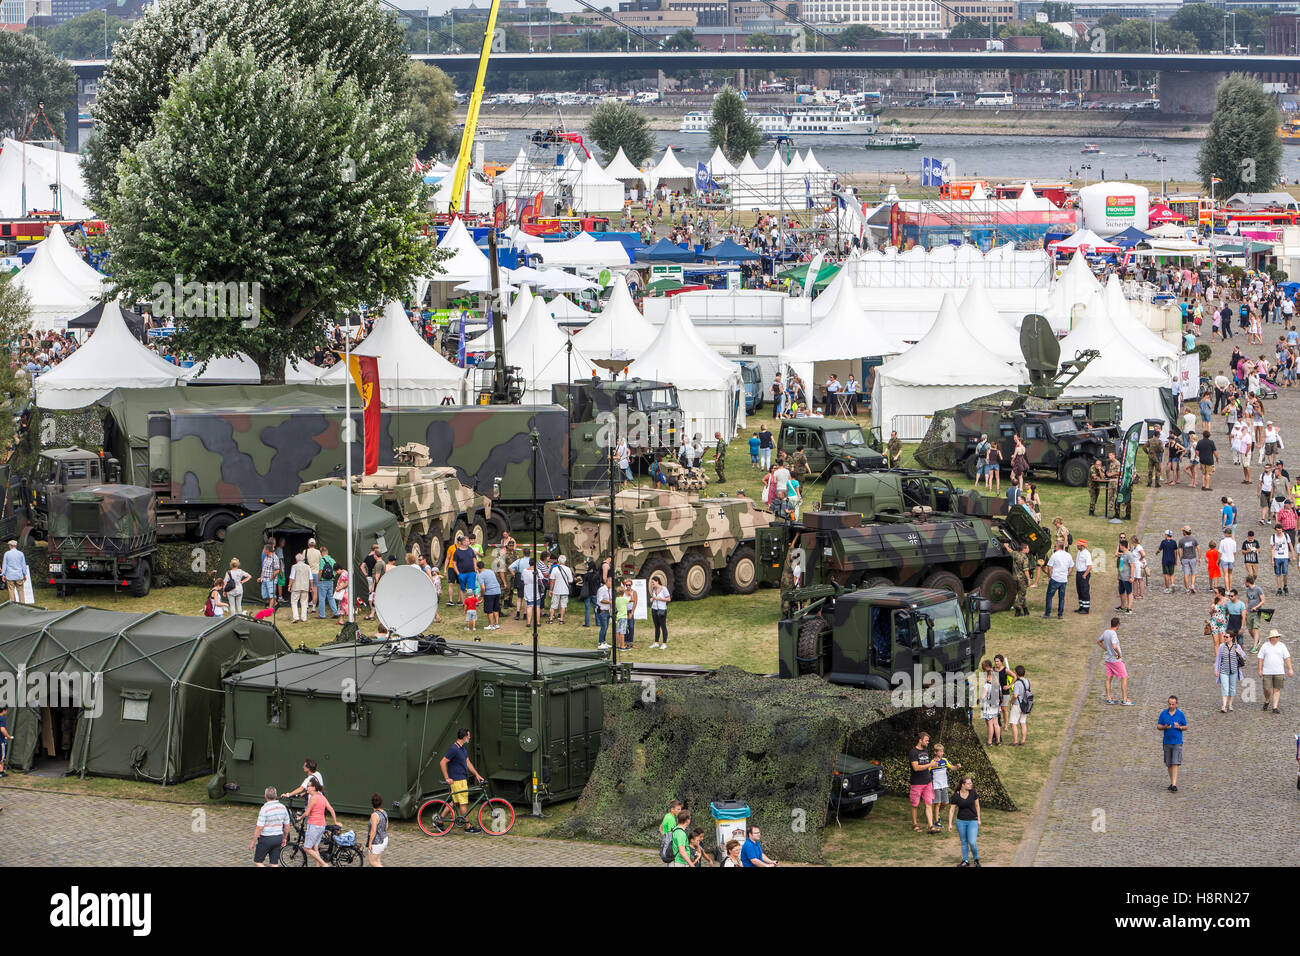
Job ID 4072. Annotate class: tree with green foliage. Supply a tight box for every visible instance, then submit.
[84,0,409,210]
[948,21,990,40]
[587,100,656,167]
[29,11,127,58]
[708,87,763,164]
[1041,2,1074,21]
[836,24,882,49]
[1167,3,1219,48]
[407,61,458,161]
[0,32,76,141]
[1197,75,1281,196]
[102,42,434,384]
[0,275,32,451]
[663,28,698,51]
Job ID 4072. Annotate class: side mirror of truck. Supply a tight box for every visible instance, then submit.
[978,611,991,634]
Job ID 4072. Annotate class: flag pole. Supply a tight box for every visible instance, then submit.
[345,316,355,625]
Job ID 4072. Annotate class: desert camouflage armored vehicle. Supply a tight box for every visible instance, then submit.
[779,585,990,693]
[46,484,157,596]
[543,487,773,600]
[776,418,886,478]
[299,443,501,565]
[756,505,1044,612]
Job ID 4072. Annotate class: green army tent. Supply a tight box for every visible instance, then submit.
[0,602,289,783]
[218,640,618,817]
[220,484,403,584]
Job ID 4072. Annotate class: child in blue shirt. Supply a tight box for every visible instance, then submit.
[748,433,760,466]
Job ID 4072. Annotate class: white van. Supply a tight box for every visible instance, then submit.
[975,92,1013,106]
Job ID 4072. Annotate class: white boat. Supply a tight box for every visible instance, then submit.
[679,105,878,136]
[475,128,507,142]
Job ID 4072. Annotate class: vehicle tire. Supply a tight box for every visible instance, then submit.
[333,846,364,867]
[922,569,965,602]
[639,555,674,594]
[417,799,455,836]
[279,844,307,867]
[963,456,979,481]
[484,511,511,547]
[405,529,427,560]
[1061,457,1089,488]
[452,518,471,547]
[829,461,846,477]
[795,615,830,676]
[723,545,758,594]
[972,566,1015,613]
[425,532,445,568]
[202,513,236,543]
[675,552,712,601]
[480,797,516,835]
[129,558,152,598]
[859,575,893,590]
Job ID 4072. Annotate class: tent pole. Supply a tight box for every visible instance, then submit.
[345,318,355,625]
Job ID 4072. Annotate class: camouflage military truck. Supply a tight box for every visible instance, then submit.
[16,446,124,541]
[944,404,1114,487]
[543,487,773,600]
[299,443,501,565]
[46,484,156,597]
[554,379,684,495]
[756,505,1044,612]
[775,418,886,479]
[778,584,990,693]
[830,753,886,815]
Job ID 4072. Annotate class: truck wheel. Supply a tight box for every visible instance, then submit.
[922,570,965,602]
[859,575,893,590]
[674,552,712,601]
[964,456,978,481]
[425,534,445,568]
[795,616,829,676]
[724,545,758,594]
[484,512,511,547]
[452,518,470,546]
[972,566,1015,613]
[640,556,674,594]
[200,512,236,542]
[1061,457,1089,487]
[129,558,152,597]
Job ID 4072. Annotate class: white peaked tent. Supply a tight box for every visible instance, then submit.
[872,293,1023,434]
[13,239,99,332]
[1016,183,1053,212]
[0,138,93,220]
[507,296,596,405]
[572,274,657,361]
[1059,293,1168,428]
[1102,274,1178,365]
[183,352,262,384]
[527,232,631,268]
[432,218,491,282]
[1049,252,1104,329]
[762,149,786,174]
[780,276,907,390]
[285,357,326,384]
[811,260,855,319]
[467,284,533,348]
[649,146,694,192]
[573,159,625,212]
[603,147,646,186]
[547,295,591,322]
[32,226,105,299]
[318,300,465,405]
[958,279,1024,363]
[627,298,746,439]
[34,301,187,408]
[706,146,734,178]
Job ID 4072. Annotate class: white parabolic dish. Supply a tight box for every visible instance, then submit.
[373,565,439,637]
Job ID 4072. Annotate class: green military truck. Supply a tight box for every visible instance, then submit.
[16,446,124,541]
[776,418,887,478]
[831,753,886,814]
[945,404,1115,487]
[543,487,774,600]
[779,584,991,693]
[300,443,502,564]
[819,469,1020,524]
[47,484,157,597]
[756,505,1044,612]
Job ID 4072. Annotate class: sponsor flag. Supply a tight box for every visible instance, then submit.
[1116,421,1142,506]
[338,352,380,476]
[457,310,467,368]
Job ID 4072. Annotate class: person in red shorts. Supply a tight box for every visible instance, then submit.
[908,731,941,833]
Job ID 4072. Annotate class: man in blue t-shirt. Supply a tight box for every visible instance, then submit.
[740,823,777,867]
[439,727,485,833]
[1156,529,1179,593]
[1156,696,1188,792]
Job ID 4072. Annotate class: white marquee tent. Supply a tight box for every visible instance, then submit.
[627,298,745,439]
[602,147,647,188]
[432,218,491,282]
[573,159,625,213]
[706,146,734,179]
[1102,274,1179,366]
[648,146,694,193]
[1059,291,1169,428]
[958,279,1024,364]
[507,296,596,405]
[780,274,907,391]
[32,226,105,299]
[571,274,657,361]
[526,232,631,268]
[318,300,465,405]
[871,293,1023,436]
[34,301,187,409]
[12,238,98,332]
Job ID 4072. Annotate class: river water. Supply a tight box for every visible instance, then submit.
[478,128,1300,187]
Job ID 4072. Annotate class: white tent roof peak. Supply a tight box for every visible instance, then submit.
[804,148,827,173]
[603,146,645,182]
[318,300,464,404]
[876,293,1019,387]
[571,273,657,361]
[782,278,906,366]
[433,218,490,282]
[969,183,989,201]
[736,153,761,175]
[707,146,734,177]
[958,278,1024,363]
[651,146,693,182]
[507,295,596,401]
[1103,274,1179,361]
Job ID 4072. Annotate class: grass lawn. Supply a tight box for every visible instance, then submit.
[16,425,1154,864]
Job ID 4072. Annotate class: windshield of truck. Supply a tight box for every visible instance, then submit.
[739,365,758,384]
[1047,418,1078,438]
[637,387,678,411]
[924,601,968,646]
[823,427,867,447]
[35,456,57,483]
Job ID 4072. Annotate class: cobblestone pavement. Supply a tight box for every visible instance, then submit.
[1033,320,1300,866]
[2,785,659,867]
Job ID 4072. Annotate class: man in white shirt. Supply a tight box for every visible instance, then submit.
[1073,539,1094,615]
[1258,629,1294,714]
[1044,542,1074,619]
[548,555,573,624]
[1217,528,1237,591]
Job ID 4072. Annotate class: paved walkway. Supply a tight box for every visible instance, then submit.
[1033,320,1300,865]
[2,785,659,867]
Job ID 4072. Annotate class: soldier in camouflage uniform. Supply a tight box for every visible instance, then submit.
[1106,452,1124,520]
[1003,540,1032,616]
[792,447,811,481]
[1145,430,1164,488]
[712,431,726,485]
[887,431,903,469]
[1088,457,1107,516]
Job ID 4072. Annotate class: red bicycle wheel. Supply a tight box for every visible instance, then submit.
[417,799,455,836]
[479,797,515,835]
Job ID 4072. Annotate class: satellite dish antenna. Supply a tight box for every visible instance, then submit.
[374,565,438,638]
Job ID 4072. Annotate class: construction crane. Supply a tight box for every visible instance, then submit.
[449,0,502,215]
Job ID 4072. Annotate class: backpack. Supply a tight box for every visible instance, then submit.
[320,561,334,582]
[1015,678,1034,715]
[659,826,684,863]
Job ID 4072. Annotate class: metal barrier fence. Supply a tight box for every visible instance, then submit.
[891,414,932,441]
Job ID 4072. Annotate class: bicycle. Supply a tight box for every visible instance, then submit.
[279,799,365,867]
[417,782,515,837]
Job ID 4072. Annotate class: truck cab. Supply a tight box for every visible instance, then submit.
[831,753,885,814]
[777,418,887,478]
[22,447,121,539]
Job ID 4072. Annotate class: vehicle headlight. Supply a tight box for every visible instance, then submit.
[841,777,850,789]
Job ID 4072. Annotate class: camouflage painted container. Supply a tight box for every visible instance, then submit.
[46,484,157,596]
[543,487,773,600]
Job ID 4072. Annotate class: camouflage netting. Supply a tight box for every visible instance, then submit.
[914,389,1051,472]
[26,542,222,590]
[7,407,106,474]
[550,666,1014,864]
